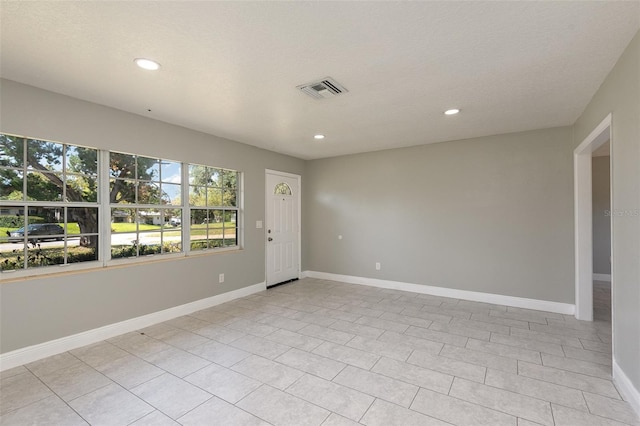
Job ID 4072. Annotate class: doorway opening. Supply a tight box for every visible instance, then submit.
[574,113,613,330]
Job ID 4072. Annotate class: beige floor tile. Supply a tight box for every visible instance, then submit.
[470,313,529,329]
[518,361,620,399]
[529,323,601,341]
[429,321,491,340]
[256,314,308,331]
[490,333,564,356]
[94,354,164,389]
[70,341,130,369]
[299,324,355,344]
[284,311,339,327]
[583,392,640,425]
[484,369,588,411]
[264,329,324,351]
[467,338,542,364]
[0,372,54,415]
[540,353,611,379]
[354,316,409,333]
[579,338,612,354]
[561,346,612,366]
[0,395,88,425]
[401,307,452,324]
[178,395,269,425]
[346,336,413,362]
[371,357,453,394]
[360,398,450,426]
[130,410,179,425]
[165,315,211,331]
[328,320,384,339]
[131,373,212,419]
[333,366,418,408]
[69,382,154,426]
[552,404,629,426]
[142,346,211,378]
[26,352,82,377]
[509,327,583,348]
[312,341,380,370]
[231,355,304,390]
[109,333,173,358]
[377,330,444,354]
[39,362,112,401]
[286,374,374,421]
[405,325,469,347]
[153,328,211,350]
[187,340,251,367]
[407,349,486,383]
[225,318,279,337]
[275,348,346,380]
[237,384,330,426]
[229,334,291,359]
[315,308,362,322]
[489,310,548,325]
[0,366,28,380]
[449,377,553,425]
[321,412,362,426]
[440,344,518,373]
[411,387,517,426]
[192,324,246,343]
[184,363,260,403]
[379,311,433,328]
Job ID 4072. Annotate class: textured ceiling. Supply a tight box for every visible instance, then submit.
[1,1,638,160]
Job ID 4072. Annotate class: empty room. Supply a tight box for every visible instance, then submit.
[1,2,639,425]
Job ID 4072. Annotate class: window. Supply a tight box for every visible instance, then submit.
[1,134,99,272]
[188,165,239,251]
[109,152,182,259]
[1,132,242,276]
[274,182,292,195]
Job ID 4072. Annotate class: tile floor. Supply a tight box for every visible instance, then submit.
[1,278,638,426]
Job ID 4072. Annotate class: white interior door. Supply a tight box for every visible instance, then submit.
[266,171,300,287]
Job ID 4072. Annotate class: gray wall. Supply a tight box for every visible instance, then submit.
[0,79,305,353]
[592,156,611,275]
[573,30,640,396]
[304,127,575,303]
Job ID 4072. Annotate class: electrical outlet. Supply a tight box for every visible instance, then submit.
[375,262,381,271]
[219,273,225,283]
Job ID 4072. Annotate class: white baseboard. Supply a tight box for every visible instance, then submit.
[613,359,640,419]
[0,282,266,371]
[304,271,575,315]
[593,273,612,282]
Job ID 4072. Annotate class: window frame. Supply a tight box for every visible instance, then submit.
[1,132,244,279]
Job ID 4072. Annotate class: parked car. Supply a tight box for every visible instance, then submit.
[8,223,64,242]
[169,218,181,227]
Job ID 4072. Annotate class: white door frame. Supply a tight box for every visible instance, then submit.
[574,113,612,321]
[265,169,301,286]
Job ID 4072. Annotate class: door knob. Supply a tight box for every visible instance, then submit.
[268,237,273,242]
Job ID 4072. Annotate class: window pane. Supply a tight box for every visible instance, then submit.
[223,170,237,189]
[27,241,65,268]
[137,181,161,204]
[161,183,181,205]
[137,231,162,255]
[189,186,206,206]
[189,209,208,251]
[0,135,24,168]
[161,161,181,183]
[111,208,136,232]
[274,183,292,195]
[27,172,63,201]
[209,168,222,187]
[27,139,63,172]
[27,206,64,229]
[68,207,99,234]
[66,145,98,176]
[0,169,24,200]
[223,190,237,207]
[137,156,159,181]
[0,242,25,271]
[67,243,98,264]
[206,188,222,206]
[137,208,162,227]
[109,152,135,178]
[65,174,98,202]
[110,179,136,203]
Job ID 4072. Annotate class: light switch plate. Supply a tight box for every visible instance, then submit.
[256,220,263,229]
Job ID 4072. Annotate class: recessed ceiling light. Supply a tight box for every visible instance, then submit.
[444,108,460,115]
[314,134,325,140]
[134,58,161,71]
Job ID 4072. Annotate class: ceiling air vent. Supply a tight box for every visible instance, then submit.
[297,77,348,100]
